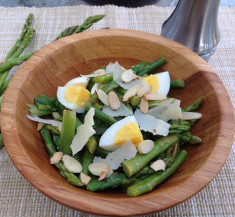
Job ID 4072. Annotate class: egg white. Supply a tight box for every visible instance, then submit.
[65,77,89,87]
[99,116,139,151]
[57,87,85,113]
[148,71,170,96]
[57,77,90,113]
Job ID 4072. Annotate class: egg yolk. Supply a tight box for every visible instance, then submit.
[114,122,143,147]
[143,75,159,93]
[65,86,90,108]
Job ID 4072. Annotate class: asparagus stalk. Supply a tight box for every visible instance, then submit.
[132,61,150,74]
[122,134,178,177]
[87,172,129,192]
[59,110,76,155]
[170,80,186,88]
[127,150,187,197]
[0,76,12,95]
[95,147,112,159]
[185,97,203,112]
[0,134,4,149]
[27,104,53,116]
[10,28,35,59]
[137,57,167,76]
[93,73,113,83]
[55,14,105,40]
[0,52,34,74]
[4,13,33,61]
[40,126,83,186]
[90,80,119,104]
[82,147,95,175]
[85,102,116,126]
[55,25,79,40]
[86,136,98,154]
[74,15,106,34]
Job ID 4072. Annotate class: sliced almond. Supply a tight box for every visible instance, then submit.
[137,83,152,97]
[108,91,121,110]
[52,112,60,120]
[144,92,167,101]
[182,112,202,120]
[98,171,108,181]
[120,69,139,83]
[50,152,63,164]
[62,155,83,173]
[93,69,106,75]
[97,89,109,106]
[150,159,166,172]
[140,98,149,114]
[80,172,91,185]
[88,162,110,177]
[37,122,44,131]
[122,85,140,102]
[137,140,154,154]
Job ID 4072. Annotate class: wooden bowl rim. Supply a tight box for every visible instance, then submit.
[1,29,234,216]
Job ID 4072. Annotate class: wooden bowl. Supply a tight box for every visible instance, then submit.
[1,29,234,216]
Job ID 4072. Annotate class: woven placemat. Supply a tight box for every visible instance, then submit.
[0,5,234,217]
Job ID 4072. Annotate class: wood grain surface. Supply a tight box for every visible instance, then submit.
[1,29,234,216]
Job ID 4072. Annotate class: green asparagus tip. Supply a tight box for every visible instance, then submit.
[191,136,202,144]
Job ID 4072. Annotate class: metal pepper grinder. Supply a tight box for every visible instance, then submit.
[161,0,221,62]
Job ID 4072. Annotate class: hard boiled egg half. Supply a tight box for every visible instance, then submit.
[143,71,170,96]
[99,116,143,151]
[57,77,90,113]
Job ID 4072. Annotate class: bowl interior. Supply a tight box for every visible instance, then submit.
[2,30,234,216]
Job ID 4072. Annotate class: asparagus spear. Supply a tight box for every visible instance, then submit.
[4,13,33,61]
[93,73,113,83]
[40,126,83,186]
[56,15,105,40]
[0,76,12,95]
[86,136,98,154]
[179,132,202,145]
[127,150,187,197]
[0,52,34,74]
[137,57,167,76]
[55,25,79,40]
[185,97,203,112]
[74,15,105,34]
[132,61,150,74]
[59,110,76,155]
[122,134,178,177]
[27,104,52,116]
[90,80,119,104]
[95,147,112,159]
[82,147,95,175]
[170,80,186,88]
[0,134,4,149]
[85,102,116,126]
[87,172,129,192]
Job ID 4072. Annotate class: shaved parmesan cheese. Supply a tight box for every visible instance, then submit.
[70,108,96,155]
[148,98,182,122]
[90,83,99,94]
[105,62,123,74]
[97,89,109,106]
[107,62,144,89]
[102,103,133,117]
[93,140,137,176]
[134,109,170,136]
[81,74,102,78]
[27,115,61,128]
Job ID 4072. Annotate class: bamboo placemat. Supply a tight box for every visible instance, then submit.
[0,5,234,217]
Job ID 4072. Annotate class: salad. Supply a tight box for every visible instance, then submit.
[27,57,203,197]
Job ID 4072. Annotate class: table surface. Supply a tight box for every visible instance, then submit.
[0,4,234,217]
[0,0,235,7]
